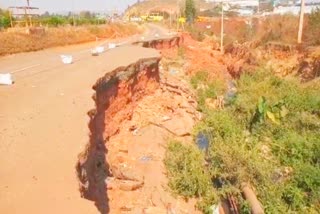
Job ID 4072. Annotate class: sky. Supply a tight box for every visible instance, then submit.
[0,0,139,13]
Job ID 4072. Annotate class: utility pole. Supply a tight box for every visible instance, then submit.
[297,0,305,44]
[9,9,13,28]
[26,0,32,26]
[72,0,75,26]
[220,2,224,53]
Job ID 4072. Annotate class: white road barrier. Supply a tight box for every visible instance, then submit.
[96,46,105,53]
[108,43,116,49]
[0,73,14,85]
[91,46,105,56]
[60,55,73,64]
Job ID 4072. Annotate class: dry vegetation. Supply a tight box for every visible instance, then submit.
[191,12,320,47]
[0,23,142,56]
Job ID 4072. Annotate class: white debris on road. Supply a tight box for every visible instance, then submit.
[60,55,73,64]
[0,73,14,85]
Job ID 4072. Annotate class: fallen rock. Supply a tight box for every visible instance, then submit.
[143,207,167,214]
[120,204,134,211]
[119,180,144,191]
[111,162,143,181]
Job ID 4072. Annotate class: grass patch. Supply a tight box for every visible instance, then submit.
[165,68,320,213]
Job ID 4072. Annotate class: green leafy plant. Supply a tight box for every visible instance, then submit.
[165,141,211,197]
[0,9,11,29]
[165,67,320,213]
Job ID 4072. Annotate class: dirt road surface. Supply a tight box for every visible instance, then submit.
[0,25,166,213]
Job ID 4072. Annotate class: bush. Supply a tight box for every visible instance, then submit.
[166,68,320,213]
[165,141,211,197]
[307,7,320,45]
[45,16,66,27]
[0,9,11,29]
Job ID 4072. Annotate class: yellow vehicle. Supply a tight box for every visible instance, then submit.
[140,15,148,21]
[196,16,211,22]
[178,17,186,24]
[146,13,164,22]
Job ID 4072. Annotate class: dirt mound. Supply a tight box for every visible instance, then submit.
[179,33,230,80]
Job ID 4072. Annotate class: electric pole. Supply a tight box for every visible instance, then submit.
[220,2,224,53]
[297,0,305,44]
[72,0,76,26]
[27,0,33,26]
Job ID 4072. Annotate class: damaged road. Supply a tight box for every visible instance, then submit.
[0,25,178,213]
[76,49,202,212]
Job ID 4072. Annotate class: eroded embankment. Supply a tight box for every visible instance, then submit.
[133,35,182,49]
[76,56,160,213]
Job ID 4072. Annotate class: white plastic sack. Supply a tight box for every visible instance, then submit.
[96,46,105,53]
[108,43,116,49]
[60,55,73,64]
[91,46,105,56]
[210,204,221,214]
[91,49,99,56]
[0,73,13,85]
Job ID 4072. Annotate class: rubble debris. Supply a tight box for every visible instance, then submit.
[119,180,144,191]
[143,207,167,214]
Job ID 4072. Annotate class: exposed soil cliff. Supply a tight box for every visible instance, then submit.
[133,36,182,49]
[76,57,160,213]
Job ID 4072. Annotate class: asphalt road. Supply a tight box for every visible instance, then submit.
[0,24,166,213]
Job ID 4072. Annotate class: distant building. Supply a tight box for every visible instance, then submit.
[205,0,259,7]
[273,5,320,15]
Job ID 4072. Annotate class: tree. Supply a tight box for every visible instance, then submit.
[308,7,320,45]
[80,11,92,19]
[185,0,196,23]
[47,16,66,27]
[0,9,11,29]
[42,11,50,17]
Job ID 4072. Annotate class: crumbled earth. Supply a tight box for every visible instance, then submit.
[105,56,202,213]
[161,33,231,82]
[174,32,320,83]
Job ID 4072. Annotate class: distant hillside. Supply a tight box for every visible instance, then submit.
[124,0,213,18]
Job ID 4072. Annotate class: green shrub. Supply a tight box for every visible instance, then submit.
[308,7,320,45]
[165,141,211,197]
[45,16,66,27]
[0,9,11,29]
[166,67,320,212]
